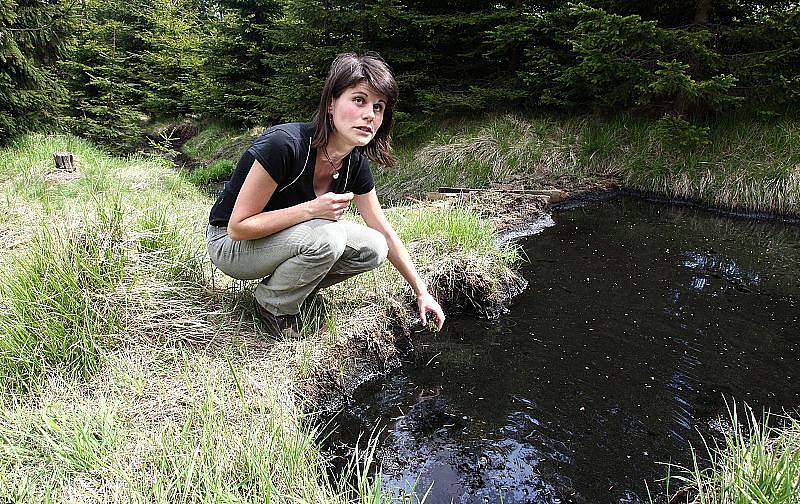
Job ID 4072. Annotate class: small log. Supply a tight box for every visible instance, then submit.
[426,192,461,201]
[53,152,76,172]
[437,186,568,203]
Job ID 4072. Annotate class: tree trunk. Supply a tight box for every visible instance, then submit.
[53,152,76,172]
[694,0,712,24]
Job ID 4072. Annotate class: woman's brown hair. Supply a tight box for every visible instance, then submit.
[312,52,399,167]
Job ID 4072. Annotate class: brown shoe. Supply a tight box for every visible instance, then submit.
[253,299,302,340]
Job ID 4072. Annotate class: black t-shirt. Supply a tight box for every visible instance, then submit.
[208,122,375,226]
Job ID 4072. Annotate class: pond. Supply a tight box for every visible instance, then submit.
[333,196,800,503]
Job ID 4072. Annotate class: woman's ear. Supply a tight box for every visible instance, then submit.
[327,97,334,114]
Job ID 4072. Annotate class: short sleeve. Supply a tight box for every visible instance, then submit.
[246,128,295,186]
[349,154,375,195]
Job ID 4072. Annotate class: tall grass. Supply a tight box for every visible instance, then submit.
[0,399,120,502]
[665,403,800,503]
[0,349,398,503]
[183,159,234,186]
[397,204,517,261]
[0,197,127,393]
[180,122,256,164]
[378,113,800,215]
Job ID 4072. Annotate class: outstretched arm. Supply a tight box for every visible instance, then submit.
[354,189,445,330]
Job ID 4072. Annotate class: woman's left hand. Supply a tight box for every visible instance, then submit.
[417,292,445,331]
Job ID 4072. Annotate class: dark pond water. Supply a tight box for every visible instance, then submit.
[334,197,800,503]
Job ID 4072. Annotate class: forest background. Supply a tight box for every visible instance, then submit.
[3,0,799,153]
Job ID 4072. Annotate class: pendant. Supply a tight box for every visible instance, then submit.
[332,172,339,179]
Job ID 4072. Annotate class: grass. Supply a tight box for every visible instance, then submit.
[0,348,397,503]
[663,402,800,503]
[183,159,234,186]
[0,204,127,393]
[375,113,800,215]
[0,131,516,502]
[172,113,799,216]
[181,121,257,165]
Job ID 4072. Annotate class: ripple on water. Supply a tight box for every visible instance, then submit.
[339,196,800,503]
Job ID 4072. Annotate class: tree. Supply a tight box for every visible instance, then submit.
[194,0,283,125]
[0,0,75,142]
[59,0,150,151]
[139,0,208,117]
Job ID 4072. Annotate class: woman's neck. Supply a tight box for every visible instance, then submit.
[324,132,352,163]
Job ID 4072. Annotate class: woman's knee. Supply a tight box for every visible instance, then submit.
[300,220,347,262]
[360,229,389,269]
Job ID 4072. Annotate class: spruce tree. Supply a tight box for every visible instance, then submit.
[60,0,150,151]
[139,0,208,117]
[196,0,283,125]
[0,0,75,142]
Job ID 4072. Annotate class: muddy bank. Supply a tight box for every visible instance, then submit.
[294,193,561,414]
[615,187,800,224]
[299,251,530,413]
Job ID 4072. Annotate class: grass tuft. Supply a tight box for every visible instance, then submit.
[183,159,234,187]
[0,198,128,393]
[664,402,800,503]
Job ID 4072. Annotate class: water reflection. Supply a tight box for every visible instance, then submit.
[681,250,761,291]
[336,197,800,503]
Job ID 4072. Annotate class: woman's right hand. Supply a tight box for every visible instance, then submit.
[309,192,354,221]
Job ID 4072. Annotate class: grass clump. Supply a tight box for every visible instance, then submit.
[181,122,256,164]
[0,199,128,393]
[397,204,517,260]
[183,158,234,186]
[395,204,521,317]
[136,206,205,284]
[665,403,800,503]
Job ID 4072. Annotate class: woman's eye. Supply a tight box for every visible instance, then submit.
[354,97,364,104]
[374,104,383,112]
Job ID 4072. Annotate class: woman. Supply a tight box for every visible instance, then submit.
[206,52,445,339]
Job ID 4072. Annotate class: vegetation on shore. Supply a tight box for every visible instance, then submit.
[181,112,800,215]
[664,404,800,504]
[0,133,518,502]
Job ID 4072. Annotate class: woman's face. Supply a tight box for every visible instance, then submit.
[328,80,387,149]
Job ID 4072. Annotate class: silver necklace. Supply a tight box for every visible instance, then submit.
[323,148,343,179]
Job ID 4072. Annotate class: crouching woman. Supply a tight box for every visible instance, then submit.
[206,52,445,339]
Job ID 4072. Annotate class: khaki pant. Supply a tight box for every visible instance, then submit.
[207,219,388,316]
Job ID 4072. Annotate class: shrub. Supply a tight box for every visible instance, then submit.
[653,116,711,153]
